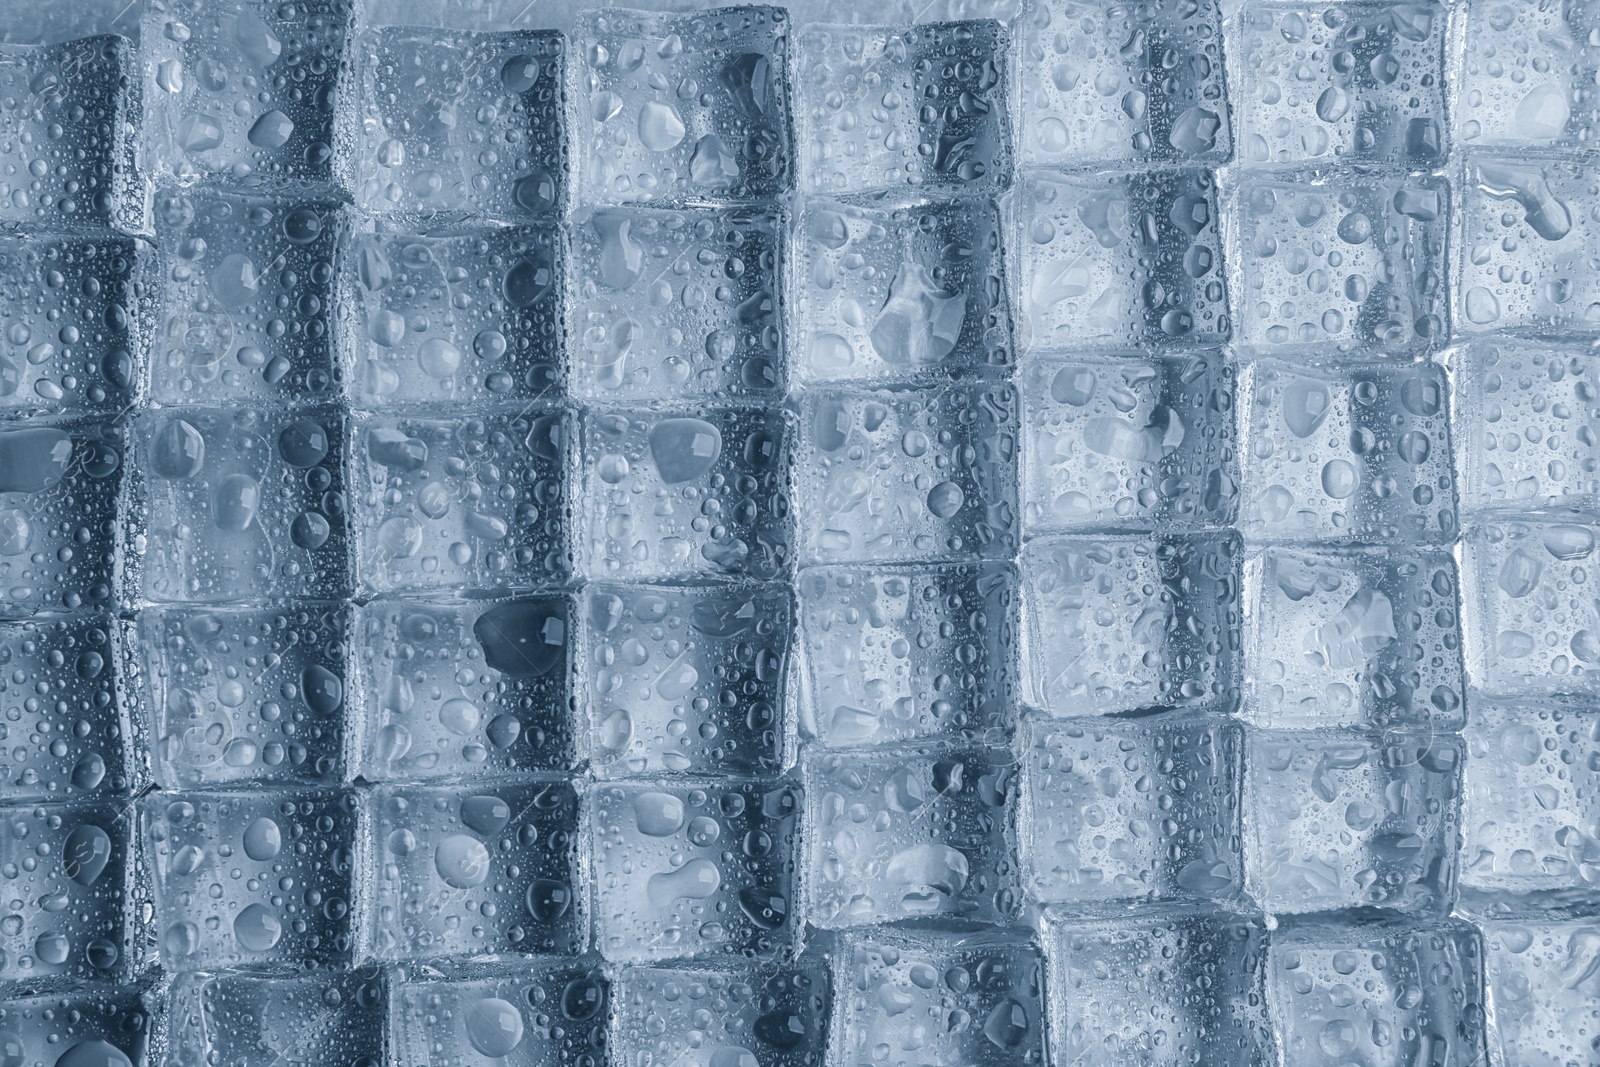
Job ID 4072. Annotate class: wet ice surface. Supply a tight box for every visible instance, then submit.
[165,970,386,1067]
[610,962,828,1067]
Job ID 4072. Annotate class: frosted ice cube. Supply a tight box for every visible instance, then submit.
[147,786,357,971]
[1478,912,1600,1067]
[143,603,351,786]
[589,776,798,963]
[611,961,827,1067]
[1461,518,1600,694]
[829,928,1045,1067]
[354,595,576,781]
[1266,917,1486,1067]
[1238,359,1456,544]
[346,224,566,409]
[1018,168,1228,352]
[0,235,151,416]
[578,6,793,204]
[1244,727,1461,915]
[797,20,1011,197]
[141,0,358,192]
[804,741,1017,928]
[1020,533,1241,717]
[798,563,1016,748]
[580,405,792,582]
[389,960,609,1067]
[1242,545,1465,730]
[135,406,350,604]
[1229,170,1448,358]
[1042,906,1274,1067]
[792,198,1011,384]
[164,970,386,1067]
[1231,2,1447,168]
[0,36,141,232]
[796,382,1019,565]
[580,582,792,776]
[0,416,125,619]
[1450,340,1600,512]
[1020,351,1238,534]
[1458,153,1600,339]
[0,798,133,983]
[571,205,785,402]
[1460,699,1600,897]
[149,189,351,405]
[1018,0,1230,167]
[361,776,583,961]
[0,614,130,799]
[356,28,569,217]
[1020,717,1243,904]
[352,407,571,596]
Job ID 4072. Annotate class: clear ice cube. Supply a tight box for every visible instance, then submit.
[798,563,1016,748]
[1020,351,1238,534]
[610,961,828,1067]
[1018,168,1228,352]
[164,970,387,1067]
[1238,359,1457,544]
[360,776,583,961]
[580,581,792,776]
[1478,911,1600,1067]
[796,382,1019,565]
[0,984,154,1067]
[1457,0,1600,151]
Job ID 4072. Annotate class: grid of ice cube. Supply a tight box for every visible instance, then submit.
[4,3,1596,1066]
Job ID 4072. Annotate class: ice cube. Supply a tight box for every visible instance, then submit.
[0,984,154,1067]
[1021,351,1238,534]
[1458,154,1600,338]
[1244,727,1462,915]
[1242,545,1465,730]
[571,205,785,401]
[352,407,571,596]
[580,582,792,776]
[578,7,793,204]
[1231,3,1447,167]
[346,225,566,408]
[147,786,357,971]
[1018,0,1230,167]
[0,36,141,232]
[1460,699,1600,897]
[1461,518,1600,694]
[356,28,569,217]
[0,614,130,799]
[589,776,798,963]
[0,415,124,618]
[0,798,133,983]
[1450,340,1600,512]
[1020,533,1240,717]
[1042,906,1274,1067]
[360,776,583,961]
[792,198,1011,384]
[830,928,1045,1067]
[1229,170,1447,357]
[1018,168,1228,352]
[1238,360,1456,544]
[164,970,386,1067]
[798,563,1016,748]
[611,961,827,1067]
[1477,912,1600,1067]
[796,383,1019,565]
[1021,716,1243,904]
[389,959,609,1067]
[149,189,351,405]
[804,741,1017,928]
[580,405,792,582]
[0,235,151,416]
[1457,0,1600,150]
[135,406,349,603]
[143,603,351,786]
[141,0,358,192]
[354,594,576,781]
[797,20,1012,197]
[1266,916,1486,1067]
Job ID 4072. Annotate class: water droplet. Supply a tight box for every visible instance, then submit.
[638,101,686,152]
[434,834,491,888]
[633,791,685,836]
[465,998,524,1058]
[242,817,281,860]
[233,903,282,951]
